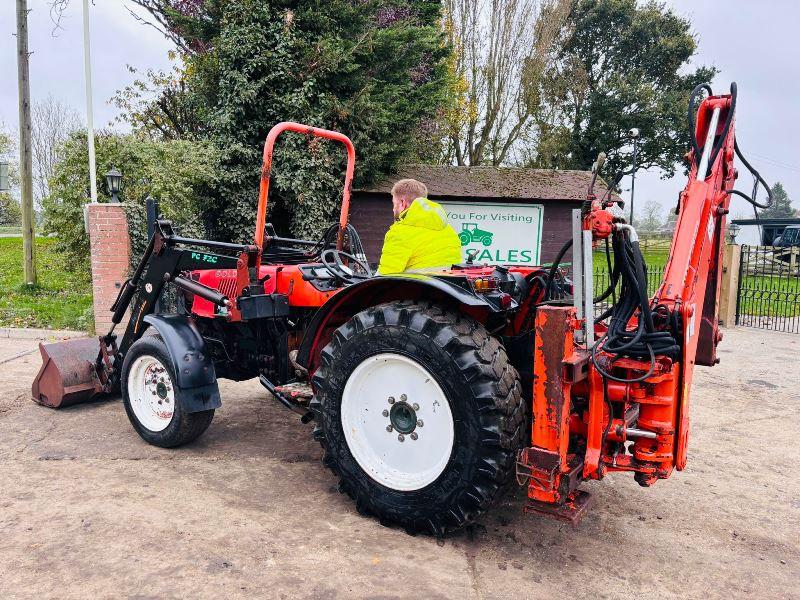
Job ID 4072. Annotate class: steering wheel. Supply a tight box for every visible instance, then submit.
[320,248,373,283]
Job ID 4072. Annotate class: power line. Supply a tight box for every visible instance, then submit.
[746,152,800,174]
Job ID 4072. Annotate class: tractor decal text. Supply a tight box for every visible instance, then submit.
[192,252,219,264]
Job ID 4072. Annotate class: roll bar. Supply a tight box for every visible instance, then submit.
[254,122,356,251]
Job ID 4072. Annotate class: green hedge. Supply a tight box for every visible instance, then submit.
[42,131,220,269]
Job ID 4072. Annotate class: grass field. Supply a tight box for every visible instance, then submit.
[589,238,800,318]
[0,237,93,331]
[0,226,22,235]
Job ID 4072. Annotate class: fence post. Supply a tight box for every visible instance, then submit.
[719,244,741,328]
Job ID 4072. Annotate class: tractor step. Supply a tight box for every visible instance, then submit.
[273,382,314,403]
[523,490,595,527]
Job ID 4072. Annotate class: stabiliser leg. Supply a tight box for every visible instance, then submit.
[517,305,594,526]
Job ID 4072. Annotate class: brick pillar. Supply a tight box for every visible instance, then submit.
[87,203,130,334]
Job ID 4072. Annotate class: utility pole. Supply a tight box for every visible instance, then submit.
[82,0,98,203]
[628,128,640,225]
[16,0,36,285]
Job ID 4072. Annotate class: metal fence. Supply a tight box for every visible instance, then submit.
[736,245,800,333]
[592,266,665,319]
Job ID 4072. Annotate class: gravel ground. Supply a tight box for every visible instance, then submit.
[0,327,798,599]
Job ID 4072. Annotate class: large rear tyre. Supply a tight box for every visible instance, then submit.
[121,335,214,448]
[310,300,525,536]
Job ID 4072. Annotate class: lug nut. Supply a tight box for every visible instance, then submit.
[417,419,424,427]
[388,396,395,404]
[410,432,418,441]
[398,434,405,442]
[400,394,407,401]
[386,425,393,432]
[412,403,420,411]
[382,409,389,417]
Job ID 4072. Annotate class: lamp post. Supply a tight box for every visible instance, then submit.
[105,167,122,203]
[628,128,640,224]
[728,222,740,244]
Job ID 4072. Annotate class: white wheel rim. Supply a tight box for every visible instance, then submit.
[127,355,175,432]
[341,353,455,491]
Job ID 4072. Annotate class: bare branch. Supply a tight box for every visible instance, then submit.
[48,0,72,36]
[30,95,82,207]
[444,0,571,166]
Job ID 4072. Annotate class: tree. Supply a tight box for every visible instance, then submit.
[442,0,570,166]
[0,124,22,226]
[105,1,452,242]
[635,199,663,234]
[126,0,227,55]
[111,62,207,141]
[529,0,716,178]
[206,1,451,241]
[663,207,677,233]
[0,194,21,226]
[759,182,795,219]
[43,131,219,267]
[31,94,81,207]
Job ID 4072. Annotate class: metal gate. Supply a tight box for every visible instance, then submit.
[736,245,800,333]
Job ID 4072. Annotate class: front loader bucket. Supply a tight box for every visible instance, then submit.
[31,338,105,408]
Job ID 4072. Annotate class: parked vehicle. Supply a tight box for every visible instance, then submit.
[773,225,800,247]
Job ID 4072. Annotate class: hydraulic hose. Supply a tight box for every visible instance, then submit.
[591,226,679,383]
[594,81,770,384]
[688,82,736,178]
[543,238,573,300]
[689,82,772,209]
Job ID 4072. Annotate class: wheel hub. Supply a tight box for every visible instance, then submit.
[127,355,175,432]
[389,401,417,434]
[340,353,455,491]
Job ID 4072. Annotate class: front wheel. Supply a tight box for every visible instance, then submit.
[121,335,214,448]
[310,300,525,536]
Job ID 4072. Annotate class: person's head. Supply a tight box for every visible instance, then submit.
[390,178,428,219]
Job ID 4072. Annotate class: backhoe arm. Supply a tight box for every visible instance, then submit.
[521,83,772,520]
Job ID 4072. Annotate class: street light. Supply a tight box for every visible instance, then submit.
[628,128,640,224]
[728,222,740,244]
[105,166,122,203]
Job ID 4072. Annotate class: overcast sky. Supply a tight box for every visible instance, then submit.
[1,0,798,243]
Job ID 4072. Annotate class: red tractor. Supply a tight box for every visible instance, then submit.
[32,84,771,535]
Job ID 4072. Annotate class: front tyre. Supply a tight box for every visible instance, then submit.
[121,335,214,448]
[310,301,525,536]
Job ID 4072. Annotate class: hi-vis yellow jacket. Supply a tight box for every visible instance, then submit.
[377,198,462,275]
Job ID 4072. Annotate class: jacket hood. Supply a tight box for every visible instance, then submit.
[399,198,450,231]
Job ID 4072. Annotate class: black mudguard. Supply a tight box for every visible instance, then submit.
[143,314,221,413]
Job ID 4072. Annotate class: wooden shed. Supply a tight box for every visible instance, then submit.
[350,165,619,265]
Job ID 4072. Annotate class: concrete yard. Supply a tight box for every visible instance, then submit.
[0,327,798,599]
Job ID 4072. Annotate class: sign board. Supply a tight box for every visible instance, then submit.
[440,201,543,265]
[0,162,9,192]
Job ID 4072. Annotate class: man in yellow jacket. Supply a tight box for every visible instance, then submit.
[377,178,461,275]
